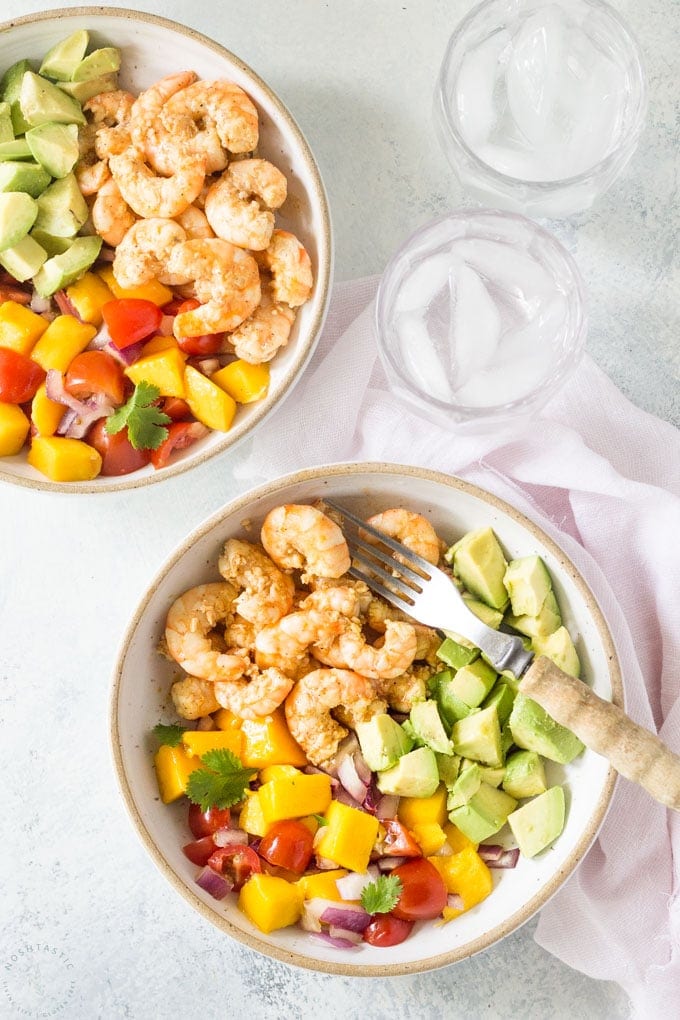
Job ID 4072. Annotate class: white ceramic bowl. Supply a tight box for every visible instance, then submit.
[111,463,621,976]
[0,8,332,493]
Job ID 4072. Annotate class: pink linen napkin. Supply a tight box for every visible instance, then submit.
[235,276,680,1014]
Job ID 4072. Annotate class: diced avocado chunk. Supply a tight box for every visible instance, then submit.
[462,596,504,629]
[479,765,505,788]
[71,47,121,83]
[0,139,32,161]
[447,762,483,809]
[448,782,517,843]
[356,713,413,773]
[57,72,118,104]
[1,60,33,135]
[482,682,515,726]
[0,192,38,251]
[377,746,439,798]
[450,528,509,610]
[435,751,460,788]
[501,722,515,757]
[532,626,580,677]
[452,704,503,767]
[451,657,498,709]
[0,102,12,143]
[39,30,90,81]
[26,123,79,179]
[436,635,479,670]
[508,786,565,858]
[34,173,89,237]
[19,72,86,127]
[431,671,475,727]
[30,227,72,256]
[33,235,102,297]
[502,750,547,799]
[409,700,454,755]
[506,589,562,639]
[504,556,552,617]
[509,693,584,764]
[0,161,51,197]
[0,234,47,281]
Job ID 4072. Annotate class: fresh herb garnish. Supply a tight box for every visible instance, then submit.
[105,381,170,450]
[185,749,257,811]
[153,723,185,747]
[311,813,329,827]
[360,874,403,914]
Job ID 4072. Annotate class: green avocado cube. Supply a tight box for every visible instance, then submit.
[503,555,553,617]
[509,694,584,764]
[506,590,562,639]
[452,704,503,767]
[532,626,580,678]
[409,700,454,755]
[508,786,565,857]
[502,750,547,799]
[449,782,517,843]
[449,528,509,610]
[436,635,480,670]
[482,682,516,726]
[447,762,483,809]
[354,713,414,773]
[451,657,498,709]
[462,596,504,629]
[377,746,439,799]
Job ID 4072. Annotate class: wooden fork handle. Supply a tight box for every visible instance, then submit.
[519,656,680,812]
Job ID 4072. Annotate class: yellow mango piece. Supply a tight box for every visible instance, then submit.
[31,382,66,437]
[214,708,242,731]
[239,790,269,837]
[444,821,478,854]
[184,365,236,431]
[240,709,308,769]
[0,402,30,455]
[238,873,303,934]
[259,764,301,784]
[259,772,332,823]
[398,784,448,830]
[212,360,270,404]
[30,315,96,373]
[142,334,183,357]
[0,301,49,355]
[27,436,101,481]
[65,272,114,325]
[97,265,172,306]
[428,846,493,912]
[296,869,348,902]
[181,729,243,758]
[315,800,380,873]
[154,744,205,804]
[411,822,448,857]
[126,346,186,398]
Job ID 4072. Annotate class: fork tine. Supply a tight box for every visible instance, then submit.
[347,531,426,587]
[325,499,437,576]
[350,545,422,595]
[347,566,418,613]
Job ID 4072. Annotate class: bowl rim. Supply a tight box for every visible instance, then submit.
[110,461,622,976]
[0,6,333,495]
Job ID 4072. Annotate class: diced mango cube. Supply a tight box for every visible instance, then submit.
[443,821,478,853]
[184,365,236,431]
[315,801,380,873]
[30,315,96,373]
[296,869,348,902]
[428,846,493,912]
[154,744,205,804]
[65,272,114,325]
[31,382,65,437]
[411,822,448,857]
[0,301,49,355]
[125,347,186,398]
[181,729,243,758]
[0,402,30,455]
[258,772,332,823]
[239,790,269,837]
[259,764,302,784]
[97,265,172,306]
[142,334,183,357]
[27,436,101,481]
[215,708,242,731]
[398,784,448,829]
[238,873,303,933]
[240,709,308,769]
[212,360,270,404]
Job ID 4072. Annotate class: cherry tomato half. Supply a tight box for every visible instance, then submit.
[161,396,193,421]
[163,298,223,355]
[390,858,448,921]
[182,836,217,866]
[64,350,125,405]
[102,298,162,349]
[150,421,209,469]
[207,846,261,891]
[381,820,423,857]
[258,820,314,875]
[87,419,151,476]
[0,348,45,403]
[188,804,232,839]
[162,297,200,316]
[362,915,414,948]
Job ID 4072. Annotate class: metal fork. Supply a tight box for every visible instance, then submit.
[325,499,680,812]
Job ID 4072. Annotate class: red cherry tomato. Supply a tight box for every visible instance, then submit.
[381,820,423,857]
[188,804,232,839]
[64,350,125,405]
[150,421,209,469]
[102,298,163,349]
[390,858,448,921]
[0,348,45,403]
[207,845,262,891]
[182,836,217,866]
[163,298,223,355]
[161,396,193,421]
[258,820,314,875]
[162,297,200,316]
[86,419,151,476]
[362,914,414,947]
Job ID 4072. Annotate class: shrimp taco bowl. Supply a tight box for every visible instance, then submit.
[0,9,332,493]
[111,463,620,974]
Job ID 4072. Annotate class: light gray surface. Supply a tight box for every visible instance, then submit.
[3,0,677,1017]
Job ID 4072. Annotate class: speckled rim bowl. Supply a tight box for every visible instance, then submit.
[110,463,621,976]
[0,8,332,493]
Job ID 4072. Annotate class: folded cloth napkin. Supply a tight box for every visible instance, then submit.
[235,277,680,1015]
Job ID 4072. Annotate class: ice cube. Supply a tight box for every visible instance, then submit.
[451,237,555,314]
[395,310,455,402]
[394,252,456,313]
[505,5,566,146]
[474,141,553,181]
[449,262,501,386]
[496,294,567,364]
[454,345,553,407]
[456,29,512,148]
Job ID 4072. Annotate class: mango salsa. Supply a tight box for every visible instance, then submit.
[154,744,205,804]
[212,360,270,404]
[240,710,308,769]
[315,800,380,873]
[28,436,101,481]
[125,347,186,398]
[398,783,448,830]
[184,364,236,431]
[65,272,114,325]
[238,873,303,933]
[181,729,243,758]
[429,846,493,914]
[0,300,49,355]
[239,790,269,837]
[258,772,332,823]
[0,402,30,456]
[97,264,172,306]
[30,315,96,373]
[31,382,65,437]
[296,869,348,902]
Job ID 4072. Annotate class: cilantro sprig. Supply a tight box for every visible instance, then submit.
[360,874,403,915]
[185,749,257,811]
[153,723,186,747]
[106,381,170,450]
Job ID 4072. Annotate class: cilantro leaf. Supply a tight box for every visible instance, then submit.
[105,381,170,450]
[311,813,329,827]
[360,874,403,915]
[153,723,185,747]
[185,748,257,811]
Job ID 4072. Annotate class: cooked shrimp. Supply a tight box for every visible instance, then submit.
[218,538,294,626]
[313,618,417,680]
[175,204,214,239]
[224,615,257,651]
[165,582,248,681]
[109,148,206,219]
[366,597,440,663]
[364,509,443,565]
[86,89,135,158]
[171,675,220,719]
[285,668,386,767]
[204,159,287,250]
[377,663,434,713]
[261,504,350,581]
[167,239,261,337]
[162,79,259,156]
[227,279,296,364]
[259,229,313,307]
[91,178,137,247]
[254,596,349,675]
[76,122,110,196]
[112,217,187,289]
[215,666,293,720]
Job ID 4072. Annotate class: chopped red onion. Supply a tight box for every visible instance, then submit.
[337,755,368,805]
[327,733,360,778]
[195,866,231,900]
[311,931,359,950]
[106,338,146,366]
[88,322,112,350]
[53,289,80,319]
[377,856,407,872]
[320,906,371,933]
[432,842,454,857]
[46,370,112,438]
[447,893,464,911]
[335,867,379,902]
[375,794,400,820]
[303,765,339,788]
[485,847,520,869]
[192,356,220,376]
[333,786,365,811]
[477,844,504,862]
[328,926,362,944]
[302,897,349,932]
[362,779,381,815]
[212,827,248,848]
[314,854,341,871]
[353,751,372,786]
